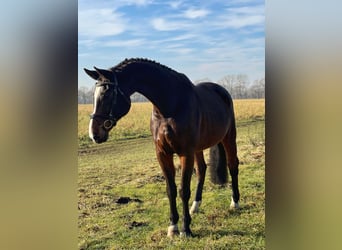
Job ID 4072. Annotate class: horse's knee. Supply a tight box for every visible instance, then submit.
[179,187,190,201]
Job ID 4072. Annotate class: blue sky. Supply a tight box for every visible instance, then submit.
[79,0,264,87]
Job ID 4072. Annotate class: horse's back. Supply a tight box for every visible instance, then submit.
[195,82,233,112]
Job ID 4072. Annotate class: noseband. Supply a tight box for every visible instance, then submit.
[90,78,129,130]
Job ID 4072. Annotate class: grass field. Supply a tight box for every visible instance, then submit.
[78,99,265,249]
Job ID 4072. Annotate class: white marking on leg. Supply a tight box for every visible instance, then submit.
[190,201,201,215]
[167,224,179,238]
[230,197,240,209]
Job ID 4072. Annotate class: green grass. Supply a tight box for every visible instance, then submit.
[78,100,265,249]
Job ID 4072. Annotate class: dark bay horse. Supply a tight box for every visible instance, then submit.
[84,58,240,237]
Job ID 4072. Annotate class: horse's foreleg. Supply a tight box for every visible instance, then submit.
[190,151,207,215]
[179,154,194,236]
[222,131,240,209]
[156,152,179,237]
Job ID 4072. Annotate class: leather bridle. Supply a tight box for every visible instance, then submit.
[89,78,130,130]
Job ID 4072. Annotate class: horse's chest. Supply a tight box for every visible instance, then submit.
[153,120,175,153]
[152,118,190,155]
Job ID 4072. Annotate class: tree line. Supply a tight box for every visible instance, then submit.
[78,74,265,104]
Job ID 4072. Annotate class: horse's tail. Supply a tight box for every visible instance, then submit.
[209,142,228,185]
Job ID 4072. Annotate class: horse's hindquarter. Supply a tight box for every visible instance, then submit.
[194,83,233,150]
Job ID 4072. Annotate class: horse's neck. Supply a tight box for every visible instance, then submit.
[136,78,189,117]
[124,66,193,117]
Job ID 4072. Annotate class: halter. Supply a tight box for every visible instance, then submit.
[89,78,130,130]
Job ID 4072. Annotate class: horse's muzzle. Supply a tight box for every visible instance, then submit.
[92,133,108,144]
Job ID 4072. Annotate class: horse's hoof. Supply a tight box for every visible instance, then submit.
[167,224,179,238]
[230,197,240,209]
[189,201,201,215]
[180,230,193,238]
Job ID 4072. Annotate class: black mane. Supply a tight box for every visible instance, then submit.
[111,58,192,84]
[111,58,176,73]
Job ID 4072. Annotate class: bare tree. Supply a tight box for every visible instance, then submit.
[218,75,236,96]
[248,78,265,99]
[78,86,94,104]
[78,86,87,104]
[234,74,249,99]
[217,74,265,99]
[217,74,249,99]
[193,78,212,84]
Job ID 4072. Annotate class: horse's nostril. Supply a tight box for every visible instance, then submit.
[93,135,100,141]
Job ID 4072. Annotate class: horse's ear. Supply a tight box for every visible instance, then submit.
[84,68,100,80]
[94,67,113,81]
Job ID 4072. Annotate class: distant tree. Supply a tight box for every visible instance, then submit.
[258,78,265,98]
[218,75,236,96]
[78,86,93,104]
[217,74,249,99]
[78,86,87,104]
[193,78,212,84]
[248,78,265,99]
[234,74,249,99]
[216,74,265,99]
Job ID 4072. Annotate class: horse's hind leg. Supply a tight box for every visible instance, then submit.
[221,129,240,209]
[190,151,207,215]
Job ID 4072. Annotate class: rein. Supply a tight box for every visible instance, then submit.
[90,79,129,130]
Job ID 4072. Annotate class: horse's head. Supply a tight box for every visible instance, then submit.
[84,67,131,143]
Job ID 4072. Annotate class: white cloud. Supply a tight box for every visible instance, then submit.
[228,0,261,4]
[170,33,197,41]
[151,18,189,31]
[168,0,183,9]
[151,18,170,31]
[104,39,145,47]
[78,39,98,47]
[209,4,264,29]
[133,0,153,5]
[78,9,127,37]
[221,15,264,29]
[226,4,264,16]
[116,0,154,6]
[163,47,194,55]
[183,8,210,19]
